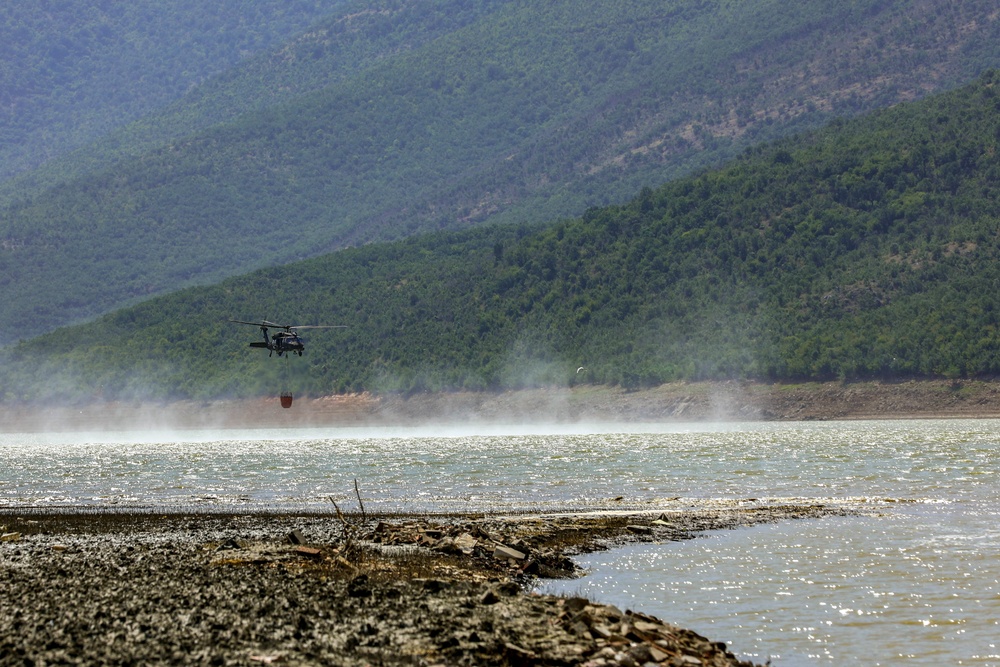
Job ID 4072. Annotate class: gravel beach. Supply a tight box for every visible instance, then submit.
[0,505,848,666]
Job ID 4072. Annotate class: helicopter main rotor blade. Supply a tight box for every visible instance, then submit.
[287,325,348,330]
[229,319,288,329]
[230,319,346,332]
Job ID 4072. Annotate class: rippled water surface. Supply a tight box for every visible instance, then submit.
[2,419,999,664]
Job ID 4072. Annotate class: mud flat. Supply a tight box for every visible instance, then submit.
[0,504,848,666]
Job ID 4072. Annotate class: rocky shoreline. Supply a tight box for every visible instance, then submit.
[0,505,849,666]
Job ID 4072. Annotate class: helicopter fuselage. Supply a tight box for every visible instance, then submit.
[249,328,304,356]
[231,319,344,357]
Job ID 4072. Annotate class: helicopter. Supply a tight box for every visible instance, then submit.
[230,319,346,357]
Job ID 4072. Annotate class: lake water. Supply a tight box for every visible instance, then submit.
[1,419,998,665]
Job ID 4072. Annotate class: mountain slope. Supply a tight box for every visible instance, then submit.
[0,0,340,183]
[0,0,511,205]
[4,71,1000,402]
[1,0,999,342]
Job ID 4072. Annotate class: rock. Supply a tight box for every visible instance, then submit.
[595,646,617,659]
[503,642,537,665]
[421,578,448,593]
[472,526,498,542]
[627,644,655,663]
[568,619,591,637]
[626,524,652,535]
[293,546,322,558]
[216,537,241,551]
[434,532,478,555]
[453,532,477,554]
[493,545,526,561]
[287,529,306,545]
[647,644,670,662]
[632,620,661,633]
[603,604,625,621]
[589,623,614,639]
[347,574,372,598]
[620,656,641,667]
[520,559,540,574]
[496,582,521,596]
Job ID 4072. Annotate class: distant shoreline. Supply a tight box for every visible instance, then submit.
[4,379,1000,432]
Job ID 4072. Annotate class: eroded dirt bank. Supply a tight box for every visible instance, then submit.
[4,379,1000,432]
[0,505,847,666]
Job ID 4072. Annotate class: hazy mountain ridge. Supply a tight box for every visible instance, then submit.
[4,72,1000,402]
[0,0,341,182]
[0,0,510,206]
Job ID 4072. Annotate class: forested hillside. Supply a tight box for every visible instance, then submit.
[0,0,338,182]
[1,0,998,341]
[4,72,1000,402]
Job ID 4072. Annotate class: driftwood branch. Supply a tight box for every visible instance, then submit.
[354,478,366,522]
[328,495,357,557]
[329,496,345,523]
[328,480,366,558]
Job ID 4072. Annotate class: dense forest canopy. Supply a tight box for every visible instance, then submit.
[1,0,998,341]
[4,72,1000,403]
